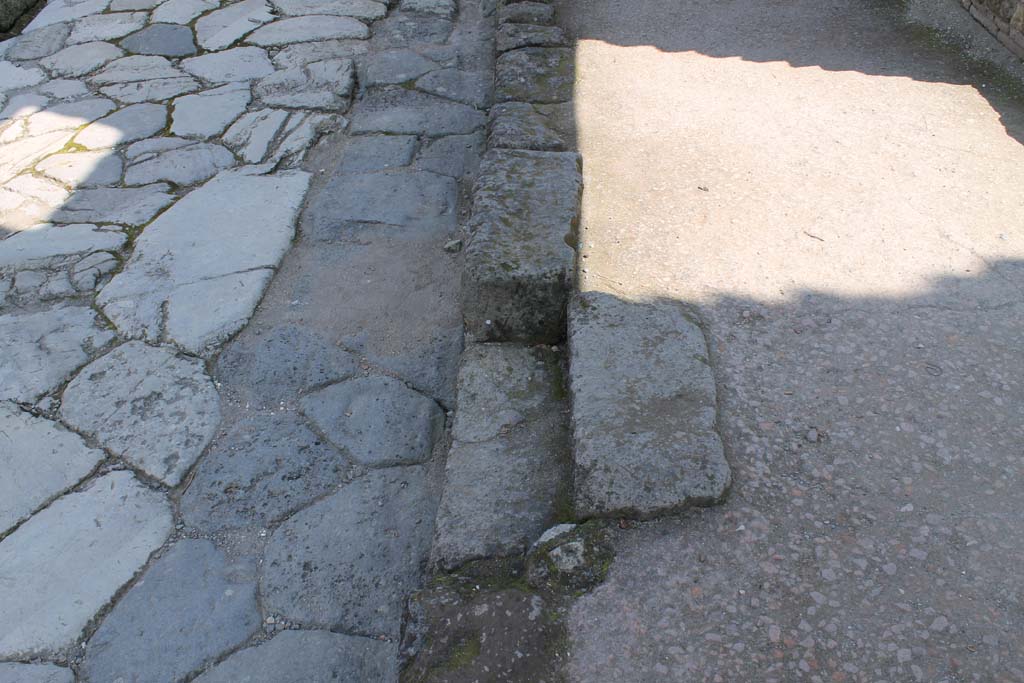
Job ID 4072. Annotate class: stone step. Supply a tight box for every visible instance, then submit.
[462,148,581,344]
[569,291,732,519]
[430,342,570,571]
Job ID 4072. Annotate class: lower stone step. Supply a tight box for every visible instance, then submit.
[430,342,569,571]
[462,149,581,344]
[569,291,731,519]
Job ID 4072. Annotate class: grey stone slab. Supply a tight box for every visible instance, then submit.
[215,324,360,408]
[40,41,124,77]
[308,168,455,226]
[120,23,197,56]
[60,341,221,485]
[254,58,353,110]
[89,54,182,83]
[0,663,73,683]
[272,0,386,19]
[0,131,75,187]
[5,98,117,139]
[498,1,553,25]
[222,108,288,163]
[369,12,452,49]
[37,79,92,99]
[171,83,251,137]
[415,68,491,108]
[246,15,368,45]
[67,11,148,44]
[496,22,565,52]
[488,101,566,151]
[124,141,235,186]
[52,184,174,225]
[0,401,105,535]
[414,131,484,178]
[359,48,437,87]
[431,343,568,570]
[74,102,167,149]
[339,134,417,172]
[272,38,368,68]
[569,292,731,518]
[97,170,309,354]
[4,23,72,61]
[0,305,115,402]
[0,471,172,659]
[193,630,398,682]
[261,466,439,637]
[36,150,121,187]
[349,87,484,136]
[401,0,455,18]
[494,47,573,104]
[180,412,351,532]
[0,223,124,270]
[196,0,274,51]
[101,76,200,103]
[0,62,45,93]
[110,0,162,9]
[151,0,216,24]
[81,539,259,683]
[124,135,192,159]
[300,376,444,467]
[462,149,581,343]
[181,46,273,82]
[25,0,108,31]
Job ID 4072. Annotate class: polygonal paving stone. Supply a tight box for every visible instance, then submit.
[152,0,216,24]
[271,0,386,19]
[4,23,72,61]
[25,0,108,31]
[246,15,368,45]
[60,341,221,486]
[359,48,437,87]
[181,46,273,82]
[0,305,115,402]
[416,68,491,108]
[0,471,172,659]
[120,23,197,56]
[215,323,359,408]
[36,150,124,186]
[67,11,148,44]
[171,83,251,137]
[222,108,289,163]
[339,134,417,172]
[40,41,124,77]
[307,168,456,226]
[255,58,354,110]
[51,184,174,225]
[180,413,351,532]
[0,223,125,270]
[260,466,439,637]
[349,87,484,136]
[192,630,398,682]
[300,376,444,467]
[74,102,167,149]
[124,141,234,186]
[100,76,200,103]
[0,401,106,535]
[272,38,368,68]
[0,63,45,93]
[89,54,184,83]
[97,170,310,355]
[196,0,274,51]
[0,662,73,683]
[38,79,92,99]
[414,132,485,178]
[81,539,260,683]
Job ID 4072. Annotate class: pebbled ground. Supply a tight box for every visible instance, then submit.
[559,0,1024,681]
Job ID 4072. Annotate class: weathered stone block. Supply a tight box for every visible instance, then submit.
[431,343,569,571]
[569,292,731,519]
[462,149,581,343]
[488,101,567,151]
[496,23,566,52]
[494,47,573,104]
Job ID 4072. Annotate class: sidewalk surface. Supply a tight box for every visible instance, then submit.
[559,0,1024,681]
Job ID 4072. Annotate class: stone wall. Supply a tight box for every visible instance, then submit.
[961,0,1024,59]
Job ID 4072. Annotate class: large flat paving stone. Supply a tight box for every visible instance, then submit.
[97,169,310,355]
[0,223,125,271]
[349,87,484,136]
[180,413,351,532]
[246,14,369,44]
[569,292,731,518]
[0,663,73,683]
[0,401,105,535]
[81,539,259,683]
[192,630,398,682]
[300,375,444,468]
[60,341,221,486]
[0,305,115,402]
[431,343,569,570]
[51,184,175,226]
[261,466,439,637]
[0,471,172,659]
[494,47,573,104]
[215,323,360,408]
[307,168,456,227]
[120,23,197,56]
[463,149,581,343]
[170,83,251,137]
[195,0,274,51]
